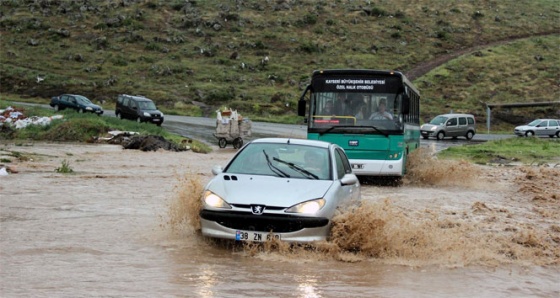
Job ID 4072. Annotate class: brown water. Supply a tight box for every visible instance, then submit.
[1,143,559,297]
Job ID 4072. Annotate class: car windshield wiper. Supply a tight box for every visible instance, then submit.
[263,150,290,178]
[272,157,319,180]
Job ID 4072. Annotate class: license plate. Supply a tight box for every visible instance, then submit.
[235,230,281,242]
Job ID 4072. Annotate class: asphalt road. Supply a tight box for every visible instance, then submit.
[11,102,514,150]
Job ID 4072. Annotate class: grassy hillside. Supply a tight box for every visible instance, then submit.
[1,0,559,128]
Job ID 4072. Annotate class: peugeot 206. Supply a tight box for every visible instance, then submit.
[200,138,361,243]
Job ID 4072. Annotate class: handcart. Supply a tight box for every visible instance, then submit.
[213,109,252,149]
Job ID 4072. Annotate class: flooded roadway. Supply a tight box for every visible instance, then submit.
[1,142,558,297]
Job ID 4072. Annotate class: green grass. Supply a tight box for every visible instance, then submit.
[55,159,74,174]
[438,137,560,165]
[0,0,558,127]
[0,99,212,153]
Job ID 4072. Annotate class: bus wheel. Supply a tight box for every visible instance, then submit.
[436,131,445,140]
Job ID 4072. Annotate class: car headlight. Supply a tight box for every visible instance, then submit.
[143,112,150,117]
[160,112,164,117]
[203,191,231,209]
[285,198,325,214]
[430,126,437,131]
[86,107,93,110]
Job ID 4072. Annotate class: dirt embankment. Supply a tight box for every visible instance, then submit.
[405,31,559,80]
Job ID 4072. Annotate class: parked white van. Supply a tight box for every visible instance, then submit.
[421,113,476,140]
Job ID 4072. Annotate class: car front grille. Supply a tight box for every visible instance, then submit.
[200,210,329,233]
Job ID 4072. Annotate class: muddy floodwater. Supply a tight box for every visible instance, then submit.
[1,142,559,297]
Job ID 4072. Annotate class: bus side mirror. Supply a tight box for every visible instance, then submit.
[298,98,306,116]
[402,94,410,114]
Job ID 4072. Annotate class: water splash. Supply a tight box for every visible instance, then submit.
[167,157,560,267]
[404,147,481,186]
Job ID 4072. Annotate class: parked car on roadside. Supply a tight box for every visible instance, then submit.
[50,94,103,115]
[200,138,361,243]
[421,113,476,140]
[514,119,560,138]
[115,94,164,126]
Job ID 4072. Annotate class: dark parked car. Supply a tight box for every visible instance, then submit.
[115,94,164,126]
[514,119,560,138]
[50,94,103,115]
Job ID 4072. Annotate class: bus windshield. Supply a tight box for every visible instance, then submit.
[310,91,403,132]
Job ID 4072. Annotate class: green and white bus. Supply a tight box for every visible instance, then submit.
[297,69,420,179]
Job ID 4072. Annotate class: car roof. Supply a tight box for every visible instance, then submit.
[249,138,333,149]
[437,113,474,117]
[120,94,153,101]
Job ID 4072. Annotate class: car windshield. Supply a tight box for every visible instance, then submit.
[225,142,331,180]
[138,101,157,110]
[75,95,92,104]
[527,120,541,126]
[430,116,448,125]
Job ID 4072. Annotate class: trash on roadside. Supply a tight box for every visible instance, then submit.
[0,106,63,129]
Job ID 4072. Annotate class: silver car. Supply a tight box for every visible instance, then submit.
[200,138,361,243]
[514,119,560,137]
[420,113,477,140]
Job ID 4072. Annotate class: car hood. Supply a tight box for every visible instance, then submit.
[141,109,163,114]
[421,124,439,129]
[206,174,333,206]
[82,103,102,109]
[514,125,531,130]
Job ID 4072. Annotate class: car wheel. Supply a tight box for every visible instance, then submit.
[525,131,534,137]
[54,105,60,111]
[556,131,560,138]
[136,117,142,123]
[78,109,84,114]
[218,138,227,148]
[233,138,243,149]
[436,131,445,140]
[466,131,474,140]
[116,112,122,119]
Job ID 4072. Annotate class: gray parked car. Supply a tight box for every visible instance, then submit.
[421,113,476,140]
[200,138,361,243]
[514,119,560,138]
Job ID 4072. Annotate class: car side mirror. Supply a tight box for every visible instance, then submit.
[340,173,358,186]
[211,165,223,175]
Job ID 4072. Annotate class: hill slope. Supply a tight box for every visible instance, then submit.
[1,0,559,125]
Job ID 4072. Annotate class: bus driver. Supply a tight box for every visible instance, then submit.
[368,98,393,120]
